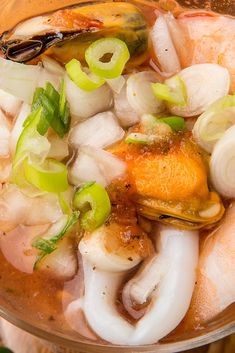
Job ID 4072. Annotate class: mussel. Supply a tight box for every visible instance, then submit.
[0,1,149,65]
[110,135,224,230]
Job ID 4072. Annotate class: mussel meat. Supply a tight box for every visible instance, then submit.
[110,134,224,230]
[0,1,149,65]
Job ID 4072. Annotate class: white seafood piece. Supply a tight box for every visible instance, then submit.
[0,110,10,157]
[69,111,124,149]
[69,146,126,188]
[210,125,235,198]
[151,15,181,74]
[10,102,31,155]
[79,223,143,273]
[126,71,165,116]
[169,64,230,117]
[0,185,63,232]
[77,225,198,345]
[176,12,235,92]
[184,203,235,327]
[65,74,113,121]
[0,88,22,118]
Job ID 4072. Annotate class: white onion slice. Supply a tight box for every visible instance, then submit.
[0,185,63,232]
[126,71,165,116]
[0,58,41,103]
[41,56,65,76]
[114,82,139,127]
[48,135,69,161]
[69,146,126,187]
[65,74,113,121]
[79,223,142,272]
[0,111,10,157]
[10,103,31,156]
[169,64,230,117]
[69,152,106,187]
[38,68,62,91]
[106,76,125,94]
[40,236,78,281]
[210,124,235,198]
[69,111,124,149]
[0,89,22,118]
[151,15,181,75]
[193,95,235,153]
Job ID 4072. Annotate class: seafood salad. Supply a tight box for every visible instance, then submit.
[0,0,234,347]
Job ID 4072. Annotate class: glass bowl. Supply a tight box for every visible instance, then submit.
[0,1,234,352]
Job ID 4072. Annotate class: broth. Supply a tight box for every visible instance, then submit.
[0,0,234,346]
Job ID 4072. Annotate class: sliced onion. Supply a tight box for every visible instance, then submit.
[38,67,62,92]
[65,74,113,121]
[114,81,139,128]
[41,56,65,77]
[10,103,31,156]
[0,185,62,232]
[106,76,126,94]
[0,89,22,118]
[69,152,107,187]
[0,110,10,157]
[169,64,230,117]
[40,236,78,281]
[193,95,235,153]
[151,15,181,75]
[0,158,12,184]
[126,71,165,116]
[0,58,41,103]
[69,111,124,149]
[48,135,69,161]
[210,124,235,198]
[69,146,126,188]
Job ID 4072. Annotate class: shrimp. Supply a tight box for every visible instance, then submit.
[175,11,235,92]
[183,203,235,329]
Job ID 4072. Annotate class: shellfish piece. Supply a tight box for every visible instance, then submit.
[0,2,149,65]
[109,134,224,230]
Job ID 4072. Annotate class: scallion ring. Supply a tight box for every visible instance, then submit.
[85,38,130,79]
[158,116,185,131]
[73,182,111,231]
[66,59,105,91]
[24,158,68,193]
[152,75,187,106]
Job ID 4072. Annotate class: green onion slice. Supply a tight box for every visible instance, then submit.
[12,108,50,189]
[30,81,71,138]
[66,59,105,91]
[73,182,111,231]
[0,348,14,353]
[125,132,154,145]
[85,38,130,79]
[24,158,68,193]
[152,75,187,106]
[158,116,185,131]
